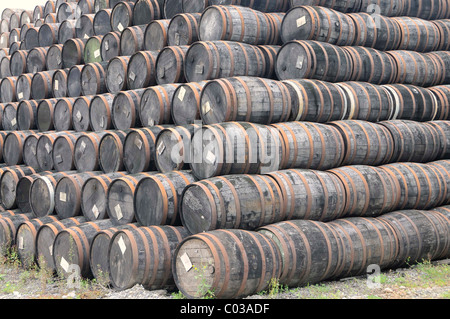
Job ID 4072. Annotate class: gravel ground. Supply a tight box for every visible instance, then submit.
[0,258,448,300]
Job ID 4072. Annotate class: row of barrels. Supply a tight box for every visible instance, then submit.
[1,119,449,179]
[0,196,448,297]
[4,76,450,134]
[282,5,450,52]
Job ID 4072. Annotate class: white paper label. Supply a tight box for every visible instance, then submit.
[180,252,193,272]
[118,235,126,255]
[157,141,165,155]
[135,137,142,150]
[128,71,135,81]
[14,36,17,42]
[55,154,63,164]
[76,110,82,121]
[45,143,51,154]
[60,256,69,272]
[178,87,186,101]
[84,34,89,39]
[202,101,211,114]
[94,49,100,58]
[105,41,109,51]
[92,204,99,218]
[115,204,123,220]
[49,244,53,256]
[1,37,3,43]
[206,151,216,164]
[80,140,86,152]
[297,16,306,28]
[18,92,23,99]
[195,64,204,74]
[11,118,16,126]
[59,192,67,202]
[54,80,59,90]
[296,56,303,69]
[148,118,154,126]
[117,23,124,31]
[18,236,23,249]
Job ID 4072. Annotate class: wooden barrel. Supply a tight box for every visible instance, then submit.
[80,61,108,96]
[62,38,87,68]
[184,40,266,82]
[111,0,134,32]
[258,219,343,287]
[52,219,115,278]
[427,160,450,205]
[34,216,85,271]
[392,16,440,52]
[281,79,347,123]
[427,121,450,160]
[16,100,39,130]
[134,170,196,226]
[54,172,103,219]
[84,35,104,64]
[44,1,57,16]
[52,68,70,98]
[99,130,129,173]
[31,70,56,100]
[0,213,34,254]
[276,40,353,82]
[15,171,54,213]
[330,120,395,166]
[15,215,60,268]
[44,13,57,24]
[89,223,138,282]
[348,12,401,51]
[172,228,282,299]
[80,172,127,221]
[106,172,156,225]
[200,76,292,125]
[22,133,42,170]
[154,124,200,173]
[122,126,166,173]
[163,0,183,19]
[1,77,18,103]
[382,84,438,122]
[57,2,82,23]
[132,0,161,26]
[100,31,121,62]
[111,89,146,130]
[38,23,59,47]
[120,25,146,57]
[429,205,450,220]
[168,13,200,46]
[344,46,397,84]
[45,43,63,70]
[281,6,354,46]
[3,131,37,166]
[106,55,130,93]
[428,85,450,120]
[57,19,77,45]
[271,121,345,171]
[388,50,443,87]
[267,168,346,222]
[23,26,40,50]
[74,132,108,172]
[209,0,290,12]
[171,81,207,125]
[29,171,76,217]
[94,9,113,36]
[1,102,18,130]
[76,14,95,40]
[336,81,394,122]
[53,97,76,131]
[433,19,450,51]
[190,122,283,180]
[379,120,441,163]
[328,165,401,218]
[0,56,12,78]
[79,0,96,14]
[26,46,49,73]
[109,225,187,291]
[36,131,69,171]
[381,162,447,211]
[36,98,57,132]
[0,165,36,209]
[66,65,83,98]
[52,132,87,172]
[10,50,29,76]
[155,45,189,85]
[72,96,95,132]
[379,210,449,268]
[181,174,284,233]
[426,51,450,84]
[144,19,169,51]
[126,50,159,90]
[139,83,181,126]
[89,93,116,131]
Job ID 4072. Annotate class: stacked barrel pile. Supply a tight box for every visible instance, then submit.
[0,0,449,299]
